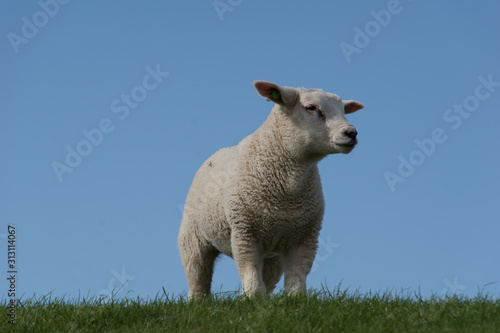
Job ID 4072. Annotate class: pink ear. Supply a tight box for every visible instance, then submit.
[343,100,365,114]
[253,81,282,103]
[253,80,300,107]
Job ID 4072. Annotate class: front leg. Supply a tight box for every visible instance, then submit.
[231,232,266,297]
[283,240,318,295]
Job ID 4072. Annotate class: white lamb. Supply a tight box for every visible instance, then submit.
[178,81,364,300]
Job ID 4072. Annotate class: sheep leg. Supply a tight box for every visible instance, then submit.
[283,242,318,295]
[231,235,266,297]
[178,227,219,300]
[262,256,283,294]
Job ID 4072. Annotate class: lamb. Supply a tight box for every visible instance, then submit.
[178,80,364,300]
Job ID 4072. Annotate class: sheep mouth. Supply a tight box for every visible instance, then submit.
[334,141,357,153]
[336,140,357,148]
[337,142,356,147]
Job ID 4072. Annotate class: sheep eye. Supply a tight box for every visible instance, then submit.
[305,105,325,120]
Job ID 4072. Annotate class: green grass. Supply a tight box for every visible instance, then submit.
[2,287,499,332]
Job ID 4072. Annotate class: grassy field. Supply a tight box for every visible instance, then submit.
[2,287,499,332]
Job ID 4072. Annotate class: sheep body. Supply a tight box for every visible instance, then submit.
[178,81,364,299]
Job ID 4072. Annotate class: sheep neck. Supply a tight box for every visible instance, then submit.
[245,110,323,197]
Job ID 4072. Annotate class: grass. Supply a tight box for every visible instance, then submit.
[1,287,499,332]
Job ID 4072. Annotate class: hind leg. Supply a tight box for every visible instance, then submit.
[178,225,219,300]
[263,256,283,294]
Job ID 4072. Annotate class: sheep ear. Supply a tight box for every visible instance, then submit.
[253,81,297,107]
[343,100,364,114]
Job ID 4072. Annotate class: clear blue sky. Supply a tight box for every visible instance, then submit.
[1,1,499,301]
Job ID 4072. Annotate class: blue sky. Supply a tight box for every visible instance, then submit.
[1,1,499,301]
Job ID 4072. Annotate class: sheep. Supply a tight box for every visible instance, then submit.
[178,80,364,300]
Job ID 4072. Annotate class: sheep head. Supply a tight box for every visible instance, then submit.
[253,80,365,158]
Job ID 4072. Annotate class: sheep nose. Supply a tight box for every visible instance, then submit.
[344,128,358,139]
